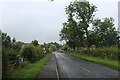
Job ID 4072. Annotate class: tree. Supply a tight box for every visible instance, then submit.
[12,37,16,49]
[93,17,119,47]
[52,42,61,50]
[88,30,97,47]
[2,33,11,48]
[60,0,97,49]
[49,45,57,52]
[62,45,70,52]
[32,40,39,46]
[15,41,23,51]
[59,3,84,49]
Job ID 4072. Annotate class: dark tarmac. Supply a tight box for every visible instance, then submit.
[37,53,57,78]
[36,52,118,79]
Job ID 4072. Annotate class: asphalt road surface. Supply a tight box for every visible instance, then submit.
[37,52,118,79]
[55,52,118,78]
[37,53,57,78]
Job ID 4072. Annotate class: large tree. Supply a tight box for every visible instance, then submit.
[60,0,97,49]
[59,13,83,49]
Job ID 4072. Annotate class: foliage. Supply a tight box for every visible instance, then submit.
[41,44,50,54]
[2,48,20,78]
[62,45,70,52]
[53,42,61,50]
[2,33,11,48]
[22,45,44,63]
[7,53,52,78]
[60,0,118,49]
[2,48,10,78]
[92,18,119,47]
[2,31,51,78]
[49,45,57,52]
[14,41,23,51]
[70,46,118,60]
[60,0,97,48]
[47,42,61,50]
[1,32,25,78]
[41,45,46,48]
[32,40,39,46]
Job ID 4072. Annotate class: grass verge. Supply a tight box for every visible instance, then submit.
[8,53,52,79]
[65,53,119,70]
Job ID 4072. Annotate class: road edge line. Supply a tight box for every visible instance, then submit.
[54,53,60,80]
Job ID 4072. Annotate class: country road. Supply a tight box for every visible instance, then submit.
[37,52,118,79]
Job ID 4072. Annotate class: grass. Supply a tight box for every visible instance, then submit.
[65,53,119,70]
[8,53,52,79]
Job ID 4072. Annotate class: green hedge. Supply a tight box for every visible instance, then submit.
[70,46,118,60]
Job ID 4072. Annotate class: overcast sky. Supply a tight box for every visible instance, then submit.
[0,0,119,44]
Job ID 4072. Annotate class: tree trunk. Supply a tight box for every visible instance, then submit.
[85,28,90,49]
[73,46,75,50]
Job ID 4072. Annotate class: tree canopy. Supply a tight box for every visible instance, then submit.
[32,40,39,46]
[60,0,118,49]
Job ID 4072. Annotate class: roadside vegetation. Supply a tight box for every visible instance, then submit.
[1,31,59,78]
[65,46,119,70]
[7,53,52,78]
[69,46,118,60]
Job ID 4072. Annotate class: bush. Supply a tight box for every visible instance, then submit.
[41,45,50,54]
[36,46,44,59]
[22,45,44,63]
[49,45,57,52]
[2,48,20,78]
[69,46,118,60]
[2,48,10,78]
[62,45,70,52]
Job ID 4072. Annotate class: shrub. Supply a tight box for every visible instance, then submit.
[36,46,44,59]
[2,48,20,78]
[2,48,10,78]
[80,46,118,60]
[41,45,50,54]
[69,46,118,60]
[62,45,70,52]
[22,45,44,63]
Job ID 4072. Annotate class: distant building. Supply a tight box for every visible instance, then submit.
[45,43,49,46]
[90,45,96,50]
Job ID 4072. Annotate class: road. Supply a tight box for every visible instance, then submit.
[37,53,57,78]
[37,52,118,79]
[55,52,118,78]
